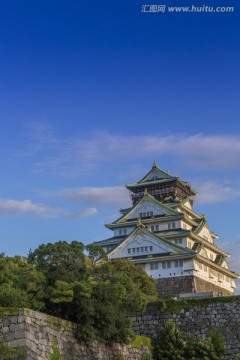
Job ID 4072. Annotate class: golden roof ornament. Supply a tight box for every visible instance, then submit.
[144,188,148,195]
[137,218,142,227]
[153,160,157,167]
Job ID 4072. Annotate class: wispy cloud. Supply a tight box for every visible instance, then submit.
[41,186,131,209]
[42,181,240,209]
[194,182,240,205]
[27,121,57,148]
[20,123,240,177]
[0,199,97,218]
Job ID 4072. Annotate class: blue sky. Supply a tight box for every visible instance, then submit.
[0,0,240,291]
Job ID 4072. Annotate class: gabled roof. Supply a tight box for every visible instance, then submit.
[107,223,195,259]
[194,217,207,234]
[194,217,219,239]
[158,229,191,238]
[106,192,183,226]
[126,161,197,196]
[215,254,226,266]
[119,207,133,215]
[126,161,175,188]
[138,161,173,183]
[93,235,126,247]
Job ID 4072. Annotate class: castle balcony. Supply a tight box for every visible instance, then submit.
[130,187,175,202]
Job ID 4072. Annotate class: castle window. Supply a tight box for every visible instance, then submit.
[128,246,153,254]
[155,225,159,231]
[150,263,158,270]
[174,260,183,267]
[123,229,127,235]
[162,261,171,269]
[168,222,176,230]
[140,211,153,218]
[151,225,154,232]
[175,238,182,245]
[119,230,123,236]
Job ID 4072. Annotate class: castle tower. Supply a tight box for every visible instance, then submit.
[93,161,239,296]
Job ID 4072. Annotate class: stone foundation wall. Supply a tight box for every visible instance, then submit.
[194,277,233,296]
[156,275,195,294]
[130,297,240,360]
[0,309,149,360]
[1,298,240,360]
[155,275,233,296]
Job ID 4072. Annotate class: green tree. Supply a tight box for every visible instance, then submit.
[153,321,226,360]
[28,241,86,285]
[110,259,157,301]
[186,329,226,360]
[0,255,45,309]
[28,241,157,344]
[153,320,187,360]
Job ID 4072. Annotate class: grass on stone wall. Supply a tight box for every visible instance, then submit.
[0,307,20,318]
[155,295,240,314]
[47,315,73,330]
[130,335,152,349]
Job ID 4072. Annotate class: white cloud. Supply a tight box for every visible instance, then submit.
[66,208,98,218]
[0,199,97,219]
[21,124,240,177]
[194,182,240,205]
[42,181,240,209]
[42,186,131,209]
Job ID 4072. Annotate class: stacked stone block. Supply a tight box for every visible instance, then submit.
[0,309,149,360]
[130,299,240,360]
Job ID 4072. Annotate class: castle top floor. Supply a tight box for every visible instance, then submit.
[126,161,197,205]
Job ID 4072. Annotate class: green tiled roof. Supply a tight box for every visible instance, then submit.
[215,254,225,266]
[138,163,172,183]
[192,242,202,252]
[194,217,205,233]
[156,229,191,238]
[126,177,176,188]
[119,207,133,214]
[93,236,126,247]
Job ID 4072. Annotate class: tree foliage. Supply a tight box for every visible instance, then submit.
[0,241,157,344]
[27,241,157,343]
[153,320,226,360]
[0,254,45,309]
